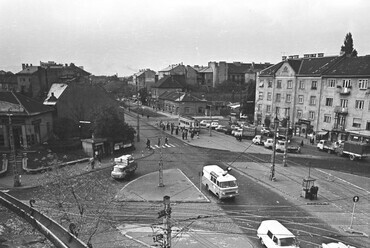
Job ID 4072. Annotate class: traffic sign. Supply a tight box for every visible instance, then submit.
[353,196,359,203]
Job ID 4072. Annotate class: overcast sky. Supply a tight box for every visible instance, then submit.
[1,0,369,76]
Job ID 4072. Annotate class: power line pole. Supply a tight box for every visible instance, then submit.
[8,110,21,187]
[158,137,164,187]
[270,114,279,181]
[283,109,290,167]
[136,94,140,142]
[163,196,171,248]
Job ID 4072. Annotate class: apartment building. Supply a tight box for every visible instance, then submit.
[255,54,370,140]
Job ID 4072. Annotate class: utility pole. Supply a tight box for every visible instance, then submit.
[163,196,171,248]
[283,108,290,167]
[136,93,140,142]
[270,113,279,181]
[158,136,164,187]
[8,110,21,187]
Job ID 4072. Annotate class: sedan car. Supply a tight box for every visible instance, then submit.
[210,122,219,129]
[215,125,226,132]
[264,138,274,149]
[276,140,301,153]
[200,120,212,128]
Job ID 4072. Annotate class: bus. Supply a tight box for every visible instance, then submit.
[178,115,200,132]
[202,165,239,200]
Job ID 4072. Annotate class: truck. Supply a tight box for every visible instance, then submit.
[202,165,239,200]
[335,141,370,161]
[111,154,138,180]
[317,140,336,154]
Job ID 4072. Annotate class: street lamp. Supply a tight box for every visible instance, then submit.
[270,116,279,181]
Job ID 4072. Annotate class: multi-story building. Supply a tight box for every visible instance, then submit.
[255,54,370,141]
[0,71,18,92]
[133,69,156,92]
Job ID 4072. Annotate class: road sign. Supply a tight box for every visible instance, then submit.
[353,196,359,203]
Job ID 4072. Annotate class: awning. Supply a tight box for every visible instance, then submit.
[316,131,328,136]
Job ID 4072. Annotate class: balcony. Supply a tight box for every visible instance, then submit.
[334,106,348,115]
[337,86,351,95]
[332,124,345,131]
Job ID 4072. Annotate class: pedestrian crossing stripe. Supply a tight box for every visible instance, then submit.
[151,143,177,149]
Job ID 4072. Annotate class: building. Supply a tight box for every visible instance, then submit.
[0,92,54,149]
[256,53,370,141]
[158,63,197,85]
[133,69,156,91]
[151,75,185,110]
[0,71,18,92]
[158,91,207,116]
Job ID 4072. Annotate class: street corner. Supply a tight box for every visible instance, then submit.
[115,168,210,203]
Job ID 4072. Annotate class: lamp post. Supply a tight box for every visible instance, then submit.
[270,116,279,181]
[8,109,21,187]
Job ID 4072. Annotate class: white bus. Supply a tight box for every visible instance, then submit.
[178,115,200,132]
[202,165,239,200]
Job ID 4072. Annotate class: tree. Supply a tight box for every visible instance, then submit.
[91,106,135,143]
[340,32,358,57]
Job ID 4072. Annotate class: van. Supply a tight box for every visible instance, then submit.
[257,220,299,248]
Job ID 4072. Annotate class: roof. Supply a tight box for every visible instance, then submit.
[43,83,69,105]
[297,56,342,76]
[228,62,252,74]
[152,75,184,89]
[323,55,370,77]
[259,61,284,77]
[159,91,205,102]
[203,165,236,182]
[16,66,40,75]
[0,92,54,116]
[258,220,295,238]
[159,64,183,72]
[287,59,303,72]
[193,66,212,73]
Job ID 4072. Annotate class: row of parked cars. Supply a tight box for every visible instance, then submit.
[252,135,301,153]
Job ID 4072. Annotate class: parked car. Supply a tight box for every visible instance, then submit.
[275,140,301,153]
[264,138,274,149]
[321,242,356,248]
[260,127,271,135]
[317,140,336,154]
[210,122,219,129]
[252,135,264,145]
[200,120,212,128]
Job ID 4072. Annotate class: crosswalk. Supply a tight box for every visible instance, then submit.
[149,143,186,150]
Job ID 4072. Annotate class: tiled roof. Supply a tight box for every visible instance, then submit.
[228,63,252,74]
[0,92,53,115]
[259,61,284,77]
[16,66,39,75]
[152,75,184,88]
[43,83,69,105]
[159,64,183,72]
[287,59,303,72]
[297,56,342,76]
[159,91,205,102]
[193,66,212,73]
[323,55,370,77]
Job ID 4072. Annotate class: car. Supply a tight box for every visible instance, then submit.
[215,125,226,132]
[322,242,356,248]
[275,140,286,152]
[210,122,219,129]
[252,135,264,145]
[257,220,299,248]
[260,127,271,135]
[200,120,212,128]
[276,140,301,153]
[264,138,274,149]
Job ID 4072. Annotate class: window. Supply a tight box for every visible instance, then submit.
[267,92,272,101]
[359,79,368,90]
[298,95,304,104]
[309,111,315,120]
[266,105,271,113]
[277,80,282,88]
[324,114,331,123]
[259,80,264,87]
[352,118,361,128]
[325,98,333,106]
[328,79,336,87]
[340,99,348,108]
[276,93,281,102]
[287,80,293,89]
[297,110,302,119]
[311,81,317,90]
[258,92,263,100]
[185,107,190,114]
[257,104,262,112]
[286,94,291,103]
[268,81,272,88]
[309,96,316,105]
[276,107,280,115]
[299,81,305,89]
[342,79,351,88]
[355,100,364,109]
[284,108,290,117]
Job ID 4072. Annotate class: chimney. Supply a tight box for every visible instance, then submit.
[30,64,32,66]
[303,54,309,58]
[282,56,287,61]
[22,64,26,70]
[318,53,324,57]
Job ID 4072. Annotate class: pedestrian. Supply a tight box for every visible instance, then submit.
[197,131,199,139]
[191,131,194,140]
[158,137,161,147]
[176,126,179,135]
[146,138,151,149]
[165,137,169,145]
[182,131,185,140]
[300,140,304,147]
[185,129,188,140]
[167,122,170,131]
[162,125,165,131]
[171,127,174,135]
[89,156,95,170]
[147,115,149,120]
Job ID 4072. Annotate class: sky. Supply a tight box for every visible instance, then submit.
[1,0,369,77]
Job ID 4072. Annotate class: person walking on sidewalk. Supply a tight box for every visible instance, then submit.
[158,137,161,147]
[165,137,169,145]
[146,138,151,149]
[88,156,95,170]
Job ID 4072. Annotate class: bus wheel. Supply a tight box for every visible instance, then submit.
[349,154,356,161]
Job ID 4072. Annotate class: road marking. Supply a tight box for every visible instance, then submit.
[315,169,370,194]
